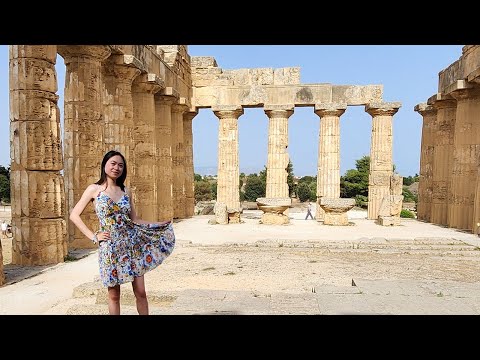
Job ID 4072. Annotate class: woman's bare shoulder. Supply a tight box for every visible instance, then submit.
[85,184,102,196]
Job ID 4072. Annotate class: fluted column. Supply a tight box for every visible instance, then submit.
[314,103,347,221]
[212,106,244,223]
[9,45,66,266]
[102,55,142,175]
[183,111,197,217]
[171,102,188,219]
[365,102,401,220]
[449,87,480,231]
[264,105,294,198]
[131,73,164,221]
[58,45,112,249]
[155,95,175,221]
[429,97,456,225]
[414,103,437,222]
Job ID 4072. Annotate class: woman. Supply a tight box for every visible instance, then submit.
[69,150,175,315]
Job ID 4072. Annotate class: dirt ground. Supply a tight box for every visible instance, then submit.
[2,204,480,314]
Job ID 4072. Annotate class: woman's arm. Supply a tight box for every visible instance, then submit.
[69,184,100,241]
[127,187,171,226]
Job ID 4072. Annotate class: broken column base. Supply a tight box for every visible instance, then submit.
[228,211,241,224]
[378,216,401,226]
[320,198,355,226]
[324,212,350,226]
[256,197,291,225]
[261,212,289,225]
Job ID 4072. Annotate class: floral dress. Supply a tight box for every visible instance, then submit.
[94,190,175,287]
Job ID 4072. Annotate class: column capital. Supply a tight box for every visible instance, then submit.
[184,112,198,122]
[414,103,437,117]
[212,105,244,119]
[365,102,401,116]
[171,103,189,113]
[314,102,347,117]
[57,45,111,63]
[428,95,456,110]
[264,104,294,119]
[132,73,165,94]
[155,95,177,105]
[449,86,480,101]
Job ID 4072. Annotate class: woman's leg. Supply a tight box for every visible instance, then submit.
[107,285,121,315]
[132,275,149,315]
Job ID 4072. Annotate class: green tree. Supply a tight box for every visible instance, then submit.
[0,174,10,203]
[194,180,214,202]
[0,165,10,180]
[286,159,295,197]
[340,155,370,199]
[194,173,203,182]
[244,175,266,201]
[297,183,311,202]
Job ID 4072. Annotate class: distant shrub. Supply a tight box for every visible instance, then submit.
[355,195,368,208]
[400,209,415,218]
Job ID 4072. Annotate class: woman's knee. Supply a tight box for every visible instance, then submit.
[108,287,121,302]
[133,288,147,300]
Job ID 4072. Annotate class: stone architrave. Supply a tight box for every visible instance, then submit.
[428,96,456,226]
[155,95,176,221]
[414,103,437,222]
[58,45,112,249]
[212,105,244,223]
[131,73,164,222]
[9,45,66,266]
[448,87,480,231]
[171,101,189,219]
[319,198,355,225]
[314,102,347,221]
[365,102,401,220]
[184,111,198,218]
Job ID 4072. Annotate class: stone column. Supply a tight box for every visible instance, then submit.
[212,106,244,224]
[428,97,456,226]
[131,73,164,222]
[474,164,480,235]
[59,45,112,249]
[171,101,188,219]
[314,103,347,221]
[449,87,480,231]
[9,45,66,266]
[414,103,437,222]
[264,105,294,199]
[102,55,141,176]
[365,102,401,220]
[155,95,176,221]
[183,111,198,217]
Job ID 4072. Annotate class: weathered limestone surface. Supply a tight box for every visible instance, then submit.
[365,102,401,220]
[414,104,437,222]
[319,198,355,226]
[102,54,141,169]
[183,112,197,217]
[191,56,383,107]
[448,86,480,231]
[377,174,404,226]
[171,102,188,219]
[155,95,175,220]
[314,103,347,221]
[213,106,244,222]
[59,45,112,249]
[9,45,67,265]
[427,96,456,226]
[131,73,164,222]
[264,105,294,199]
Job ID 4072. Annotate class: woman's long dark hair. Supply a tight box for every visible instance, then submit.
[95,150,127,191]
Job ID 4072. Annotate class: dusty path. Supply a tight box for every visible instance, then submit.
[2,212,480,315]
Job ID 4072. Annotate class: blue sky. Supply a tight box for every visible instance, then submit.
[1,45,464,177]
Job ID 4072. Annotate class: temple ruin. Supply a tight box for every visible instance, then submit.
[415,45,480,235]
[2,45,402,285]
